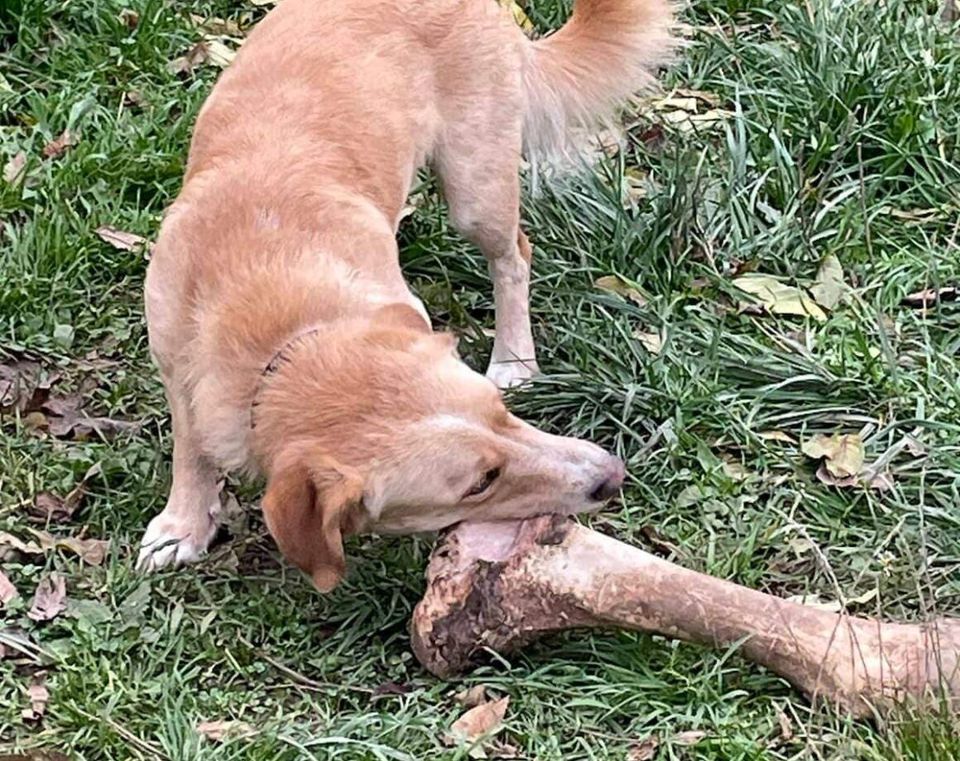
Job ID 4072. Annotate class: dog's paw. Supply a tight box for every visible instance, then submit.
[486,360,539,390]
[136,507,218,572]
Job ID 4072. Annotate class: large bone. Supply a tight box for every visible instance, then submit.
[411,516,960,717]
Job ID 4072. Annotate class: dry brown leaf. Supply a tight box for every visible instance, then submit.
[628,735,660,761]
[595,275,647,306]
[168,41,211,75]
[42,130,78,160]
[901,286,958,308]
[775,705,794,742]
[672,730,706,746]
[0,570,19,605]
[118,8,139,28]
[29,463,101,523]
[204,38,237,68]
[455,685,489,708]
[3,151,27,185]
[0,530,44,556]
[802,433,864,479]
[759,430,797,444]
[446,696,509,754]
[95,225,148,252]
[197,719,257,742]
[810,254,844,310]
[633,329,662,355]
[733,275,827,322]
[0,357,61,413]
[34,530,111,565]
[40,394,139,440]
[27,574,67,622]
[21,680,50,721]
[190,14,244,36]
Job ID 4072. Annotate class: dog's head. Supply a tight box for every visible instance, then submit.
[256,312,624,591]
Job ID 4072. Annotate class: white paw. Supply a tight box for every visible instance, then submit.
[136,508,218,572]
[486,360,539,390]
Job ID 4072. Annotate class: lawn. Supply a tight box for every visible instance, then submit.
[2,0,960,758]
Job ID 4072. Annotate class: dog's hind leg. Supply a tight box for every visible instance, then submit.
[137,371,220,571]
[435,135,539,389]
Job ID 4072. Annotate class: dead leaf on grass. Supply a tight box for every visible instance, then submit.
[0,570,19,605]
[21,679,50,721]
[33,530,110,565]
[627,735,660,761]
[446,696,509,756]
[595,275,647,306]
[168,41,211,74]
[775,705,794,742]
[759,430,797,444]
[27,574,67,622]
[454,685,488,708]
[810,254,844,310]
[189,13,244,36]
[802,433,864,479]
[0,357,61,413]
[118,8,139,28]
[633,329,662,354]
[0,531,44,557]
[39,394,139,440]
[672,730,706,746]
[95,225,148,252]
[29,463,102,523]
[42,130,78,160]
[3,151,27,185]
[732,274,826,322]
[197,719,257,742]
[787,588,877,613]
[901,285,958,308]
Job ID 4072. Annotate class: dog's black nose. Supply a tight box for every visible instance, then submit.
[589,457,626,501]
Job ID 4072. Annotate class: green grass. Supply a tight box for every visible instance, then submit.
[2,0,960,757]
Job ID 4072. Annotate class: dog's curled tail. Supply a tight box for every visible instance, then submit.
[523,0,677,161]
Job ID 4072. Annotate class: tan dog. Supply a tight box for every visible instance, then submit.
[139,0,674,590]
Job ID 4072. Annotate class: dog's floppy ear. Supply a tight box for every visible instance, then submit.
[262,445,365,592]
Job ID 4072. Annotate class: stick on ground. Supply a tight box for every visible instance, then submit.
[411,516,960,718]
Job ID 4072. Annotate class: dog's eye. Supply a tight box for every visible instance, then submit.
[465,467,501,498]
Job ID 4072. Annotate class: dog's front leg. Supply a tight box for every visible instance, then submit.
[137,374,220,571]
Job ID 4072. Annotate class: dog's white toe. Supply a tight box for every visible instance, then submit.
[486,361,538,390]
[137,510,218,572]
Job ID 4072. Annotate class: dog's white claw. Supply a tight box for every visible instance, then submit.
[136,510,218,572]
[486,360,538,390]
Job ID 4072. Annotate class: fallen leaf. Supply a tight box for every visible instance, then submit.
[3,151,27,185]
[672,730,706,746]
[30,464,100,523]
[628,735,659,761]
[785,593,842,613]
[42,129,78,159]
[759,430,797,444]
[95,225,148,252]
[595,275,647,306]
[190,14,244,36]
[640,524,682,557]
[802,433,864,479]
[0,531,44,557]
[497,0,533,32]
[0,570,18,605]
[633,329,662,354]
[123,90,145,108]
[814,461,859,488]
[0,357,61,413]
[721,458,750,481]
[733,275,827,322]
[27,574,67,622]
[204,38,237,68]
[810,254,844,310]
[454,685,489,708]
[884,206,946,223]
[197,719,257,742]
[673,88,722,108]
[32,530,111,566]
[901,286,958,308]
[775,705,794,742]
[168,41,211,75]
[117,8,139,27]
[40,395,139,440]
[446,696,509,755]
[21,680,50,721]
